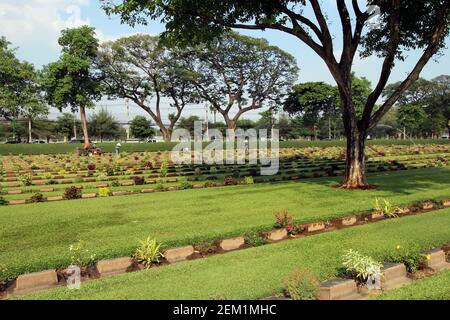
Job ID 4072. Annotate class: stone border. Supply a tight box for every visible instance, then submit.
[1,198,449,299]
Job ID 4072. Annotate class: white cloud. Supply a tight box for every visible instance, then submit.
[0,0,91,51]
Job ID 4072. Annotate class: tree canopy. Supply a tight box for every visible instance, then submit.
[41,26,102,147]
[102,0,450,188]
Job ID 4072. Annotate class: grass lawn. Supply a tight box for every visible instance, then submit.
[375,270,450,300]
[1,167,449,279]
[0,139,448,155]
[19,207,450,300]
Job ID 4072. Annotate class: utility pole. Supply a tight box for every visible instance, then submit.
[126,98,130,141]
[204,103,209,141]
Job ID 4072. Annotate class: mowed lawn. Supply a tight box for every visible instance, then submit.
[1,167,450,278]
[20,208,450,300]
[375,269,450,300]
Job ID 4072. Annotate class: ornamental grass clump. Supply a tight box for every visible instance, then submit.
[374,198,400,219]
[69,240,97,268]
[342,249,383,282]
[284,269,320,300]
[133,237,164,269]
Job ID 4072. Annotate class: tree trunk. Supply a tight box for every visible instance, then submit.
[79,105,90,149]
[161,128,172,142]
[341,127,370,189]
[28,118,32,143]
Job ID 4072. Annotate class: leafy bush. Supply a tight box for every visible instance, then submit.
[69,240,96,268]
[19,173,33,186]
[159,161,168,178]
[374,198,400,218]
[179,181,192,190]
[87,164,96,171]
[0,196,7,206]
[204,181,215,188]
[284,269,320,300]
[111,180,120,187]
[132,176,145,186]
[385,245,424,273]
[43,172,52,180]
[194,167,202,177]
[224,176,238,186]
[243,176,254,185]
[244,230,268,247]
[133,237,164,269]
[209,166,218,175]
[30,193,45,203]
[64,186,82,200]
[48,179,58,185]
[98,187,110,197]
[342,249,383,282]
[274,209,294,234]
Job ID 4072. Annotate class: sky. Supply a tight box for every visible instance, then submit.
[1,0,449,123]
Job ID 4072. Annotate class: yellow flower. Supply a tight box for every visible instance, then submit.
[426,254,431,261]
[396,245,401,250]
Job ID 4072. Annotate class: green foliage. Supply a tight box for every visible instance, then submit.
[129,116,156,140]
[88,107,121,141]
[132,176,145,185]
[179,181,192,190]
[284,269,320,300]
[133,237,164,269]
[243,230,268,247]
[243,176,254,185]
[159,160,168,177]
[111,180,120,187]
[385,245,424,273]
[69,240,96,268]
[342,249,383,282]
[274,209,294,233]
[30,193,45,203]
[0,196,7,206]
[0,263,9,284]
[19,173,33,186]
[224,176,238,186]
[374,198,400,219]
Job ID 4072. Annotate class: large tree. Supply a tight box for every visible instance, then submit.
[130,115,156,140]
[97,34,198,141]
[284,81,339,140]
[88,107,121,142]
[104,0,450,188]
[41,26,102,148]
[178,31,298,130]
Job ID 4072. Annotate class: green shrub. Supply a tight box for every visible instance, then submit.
[111,180,120,187]
[0,196,7,206]
[179,181,192,190]
[385,245,424,273]
[69,240,96,268]
[133,237,164,269]
[63,186,82,200]
[342,249,383,282]
[374,198,400,218]
[244,176,254,185]
[204,181,215,188]
[159,161,168,178]
[274,209,294,233]
[19,173,33,186]
[30,193,45,203]
[284,269,320,300]
[244,230,268,247]
[194,167,202,177]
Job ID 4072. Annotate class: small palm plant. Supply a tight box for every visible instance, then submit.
[374,198,400,219]
[133,237,164,269]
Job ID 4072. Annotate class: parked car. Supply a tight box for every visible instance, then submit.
[32,139,47,144]
[5,140,20,144]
